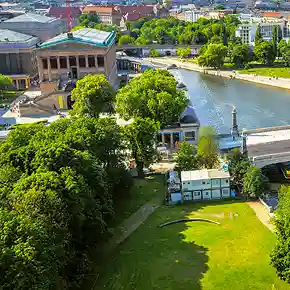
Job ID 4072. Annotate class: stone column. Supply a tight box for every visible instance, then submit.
[47,57,52,82]
[170,133,174,151]
[57,56,60,71]
[16,79,19,90]
[37,56,44,82]
[25,77,29,89]
[66,56,70,70]
[94,55,98,70]
[76,56,80,78]
[161,133,165,146]
[85,55,89,68]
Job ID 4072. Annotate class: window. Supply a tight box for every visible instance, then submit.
[97,56,104,68]
[188,182,190,185]
[185,131,195,140]
[69,56,76,67]
[60,56,67,69]
[79,56,86,68]
[50,57,57,69]
[225,179,229,183]
[202,181,205,185]
[42,58,48,69]
[88,55,95,67]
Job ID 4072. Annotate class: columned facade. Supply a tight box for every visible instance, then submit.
[36,29,118,91]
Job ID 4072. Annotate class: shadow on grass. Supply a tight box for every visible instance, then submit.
[88,202,211,290]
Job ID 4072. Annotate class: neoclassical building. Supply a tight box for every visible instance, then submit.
[36,28,118,93]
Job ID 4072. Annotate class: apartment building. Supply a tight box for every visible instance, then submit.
[184,9,202,22]
[82,6,121,25]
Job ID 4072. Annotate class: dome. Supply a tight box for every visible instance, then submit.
[180,106,200,124]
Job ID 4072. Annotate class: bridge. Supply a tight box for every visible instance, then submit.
[243,125,290,168]
[116,44,201,56]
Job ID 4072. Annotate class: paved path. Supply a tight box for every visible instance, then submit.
[149,57,290,90]
[247,201,275,232]
[104,198,161,254]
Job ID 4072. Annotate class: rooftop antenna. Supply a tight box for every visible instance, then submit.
[66,0,72,33]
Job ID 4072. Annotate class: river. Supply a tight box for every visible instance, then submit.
[180,69,290,134]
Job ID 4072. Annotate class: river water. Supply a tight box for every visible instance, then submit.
[180,69,290,134]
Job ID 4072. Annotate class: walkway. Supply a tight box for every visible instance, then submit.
[149,57,290,90]
[247,201,275,232]
[104,198,161,255]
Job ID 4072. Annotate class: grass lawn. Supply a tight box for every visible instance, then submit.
[112,174,165,226]
[238,67,290,79]
[95,201,290,290]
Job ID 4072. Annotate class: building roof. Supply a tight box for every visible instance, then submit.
[180,106,200,125]
[246,129,290,158]
[3,12,56,23]
[123,12,142,21]
[82,5,114,14]
[0,29,38,43]
[47,7,82,19]
[263,12,281,18]
[181,169,230,181]
[39,28,115,49]
[114,5,154,15]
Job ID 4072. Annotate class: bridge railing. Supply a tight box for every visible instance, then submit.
[252,151,290,168]
[243,125,290,135]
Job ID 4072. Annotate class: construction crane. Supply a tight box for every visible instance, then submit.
[65,0,72,32]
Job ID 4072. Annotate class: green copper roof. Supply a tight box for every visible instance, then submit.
[39,28,115,49]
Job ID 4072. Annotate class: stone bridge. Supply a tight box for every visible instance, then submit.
[243,125,290,168]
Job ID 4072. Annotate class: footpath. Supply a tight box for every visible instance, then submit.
[149,57,290,90]
[104,198,161,254]
[247,201,275,232]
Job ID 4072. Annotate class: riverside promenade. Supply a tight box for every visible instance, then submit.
[149,57,290,90]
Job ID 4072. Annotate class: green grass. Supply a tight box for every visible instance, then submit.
[112,174,165,226]
[95,201,290,290]
[238,67,290,79]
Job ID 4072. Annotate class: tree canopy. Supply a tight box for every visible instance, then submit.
[71,74,115,117]
[242,166,264,198]
[123,117,159,177]
[0,115,133,289]
[196,126,219,168]
[271,185,290,282]
[197,43,228,69]
[175,141,198,171]
[0,74,12,100]
[116,69,188,127]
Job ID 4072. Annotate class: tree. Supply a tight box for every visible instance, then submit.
[118,34,135,45]
[271,185,290,282]
[79,13,100,27]
[123,117,159,177]
[231,43,252,67]
[71,74,115,117]
[0,74,12,100]
[175,141,198,171]
[116,69,188,127]
[227,148,250,189]
[177,47,191,58]
[196,126,219,169]
[242,166,264,198]
[277,25,283,44]
[272,25,278,57]
[254,41,276,65]
[149,49,159,57]
[197,43,228,69]
[215,4,225,9]
[278,40,290,66]
[255,24,263,46]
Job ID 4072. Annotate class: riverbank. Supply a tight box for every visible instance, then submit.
[149,57,290,90]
